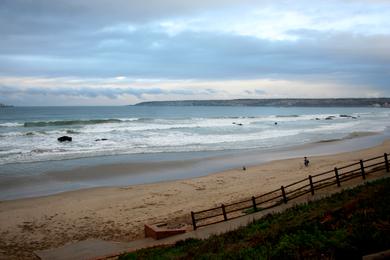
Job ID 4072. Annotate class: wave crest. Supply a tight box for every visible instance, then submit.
[24,119,123,127]
[0,122,23,127]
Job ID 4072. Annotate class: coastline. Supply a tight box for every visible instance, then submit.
[0,130,388,201]
[0,137,389,259]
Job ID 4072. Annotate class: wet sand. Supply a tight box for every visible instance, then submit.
[0,139,389,259]
[0,131,387,201]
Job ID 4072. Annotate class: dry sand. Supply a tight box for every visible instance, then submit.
[0,140,389,259]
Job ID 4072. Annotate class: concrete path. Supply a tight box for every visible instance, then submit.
[35,239,148,260]
[35,173,389,260]
[35,205,287,260]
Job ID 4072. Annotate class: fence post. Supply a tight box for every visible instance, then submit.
[191,211,197,230]
[251,196,258,212]
[385,153,389,173]
[308,175,314,195]
[360,160,366,180]
[221,204,228,221]
[334,167,341,187]
[281,186,287,204]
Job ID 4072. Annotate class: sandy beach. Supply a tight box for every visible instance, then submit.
[0,139,389,259]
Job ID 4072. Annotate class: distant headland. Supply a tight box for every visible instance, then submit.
[0,103,13,107]
[135,98,390,107]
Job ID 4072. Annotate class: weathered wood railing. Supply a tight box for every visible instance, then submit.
[191,152,389,230]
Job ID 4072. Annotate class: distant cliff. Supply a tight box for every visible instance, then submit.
[135,98,390,107]
[0,103,13,107]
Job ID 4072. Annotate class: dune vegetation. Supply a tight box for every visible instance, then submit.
[120,177,390,259]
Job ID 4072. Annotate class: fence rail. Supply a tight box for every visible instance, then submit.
[191,152,390,230]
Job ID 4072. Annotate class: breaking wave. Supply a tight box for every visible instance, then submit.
[23,119,125,127]
[0,122,23,127]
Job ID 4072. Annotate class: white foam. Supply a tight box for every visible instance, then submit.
[0,122,23,127]
[1,111,390,165]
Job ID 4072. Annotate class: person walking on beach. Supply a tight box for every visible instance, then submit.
[304,157,310,167]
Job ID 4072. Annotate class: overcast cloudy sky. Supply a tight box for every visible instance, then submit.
[1,0,390,105]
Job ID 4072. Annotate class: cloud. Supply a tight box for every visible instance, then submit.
[1,0,390,105]
[0,77,227,105]
[0,84,203,99]
[2,29,389,89]
[1,76,385,105]
[0,0,260,37]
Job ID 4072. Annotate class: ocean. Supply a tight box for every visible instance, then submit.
[1,106,390,166]
[1,106,390,200]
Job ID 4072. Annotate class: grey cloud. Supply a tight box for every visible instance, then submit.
[0,0,389,97]
[244,89,267,95]
[0,0,259,37]
[1,29,389,89]
[0,84,213,99]
[255,89,267,95]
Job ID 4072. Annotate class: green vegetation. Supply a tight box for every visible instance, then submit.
[135,98,390,107]
[120,177,390,259]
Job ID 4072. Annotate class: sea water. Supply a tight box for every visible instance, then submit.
[1,106,390,166]
[1,106,390,200]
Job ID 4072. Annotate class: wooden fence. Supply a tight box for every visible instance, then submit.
[191,152,390,230]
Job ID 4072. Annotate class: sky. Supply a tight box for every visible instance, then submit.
[1,0,390,106]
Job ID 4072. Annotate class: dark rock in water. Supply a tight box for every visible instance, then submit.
[57,136,72,142]
[315,118,320,120]
[237,123,243,126]
[274,122,278,125]
[339,114,353,118]
[325,116,335,120]
[95,138,108,141]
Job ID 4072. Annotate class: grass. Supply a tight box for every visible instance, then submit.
[119,177,390,259]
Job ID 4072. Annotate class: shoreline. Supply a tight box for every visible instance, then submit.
[0,139,389,259]
[0,131,389,201]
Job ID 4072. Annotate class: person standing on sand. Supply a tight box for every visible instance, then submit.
[304,157,310,167]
